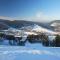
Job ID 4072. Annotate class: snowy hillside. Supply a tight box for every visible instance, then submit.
[32,24,57,35]
[0,24,60,60]
[0,43,60,60]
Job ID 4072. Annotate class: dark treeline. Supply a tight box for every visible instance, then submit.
[0,32,60,47]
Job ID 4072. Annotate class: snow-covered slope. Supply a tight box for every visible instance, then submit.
[50,20,60,27]
[0,43,60,60]
[50,22,60,27]
[19,24,57,35]
[32,24,57,35]
[50,21,60,33]
[2,24,58,36]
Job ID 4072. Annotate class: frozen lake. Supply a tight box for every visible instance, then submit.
[0,41,60,60]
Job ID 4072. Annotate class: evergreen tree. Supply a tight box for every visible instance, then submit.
[55,35,60,47]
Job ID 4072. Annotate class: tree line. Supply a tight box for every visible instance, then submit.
[0,32,60,47]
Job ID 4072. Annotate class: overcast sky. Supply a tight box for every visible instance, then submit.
[0,0,60,22]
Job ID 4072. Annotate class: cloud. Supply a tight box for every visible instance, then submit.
[30,12,52,22]
[14,11,51,22]
[33,12,49,21]
[21,11,51,22]
[26,11,60,22]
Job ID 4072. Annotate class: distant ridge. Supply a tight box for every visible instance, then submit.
[50,20,60,24]
[0,19,51,30]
